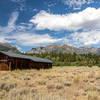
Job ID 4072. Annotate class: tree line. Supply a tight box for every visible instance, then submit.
[27,53,100,67]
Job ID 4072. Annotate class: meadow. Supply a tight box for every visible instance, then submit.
[0,66,100,100]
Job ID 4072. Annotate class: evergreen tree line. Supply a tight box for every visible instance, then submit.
[27,53,100,67]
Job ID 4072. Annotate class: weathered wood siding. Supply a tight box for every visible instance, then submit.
[0,63,9,71]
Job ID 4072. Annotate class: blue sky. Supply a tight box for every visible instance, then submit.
[0,0,100,52]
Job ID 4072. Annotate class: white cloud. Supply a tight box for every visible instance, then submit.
[11,33,62,46]
[8,12,19,29]
[30,7,100,31]
[0,11,19,33]
[16,23,33,31]
[63,0,94,10]
[2,29,100,47]
[0,11,62,48]
[65,30,100,47]
[0,11,60,47]
[0,35,10,43]
[0,11,33,33]
[0,32,62,47]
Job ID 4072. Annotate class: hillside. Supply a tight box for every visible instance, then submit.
[27,43,100,54]
[0,42,19,53]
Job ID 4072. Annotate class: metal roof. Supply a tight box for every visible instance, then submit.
[0,51,53,63]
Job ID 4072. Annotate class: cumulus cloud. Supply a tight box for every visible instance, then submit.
[0,32,62,46]
[10,33,62,46]
[30,7,100,31]
[65,30,100,47]
[63,0,94,10]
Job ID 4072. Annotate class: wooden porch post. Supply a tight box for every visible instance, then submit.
[16,59,17,70]
[9,62,11,71]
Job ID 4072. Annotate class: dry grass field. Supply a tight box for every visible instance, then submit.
[0,66,100,100]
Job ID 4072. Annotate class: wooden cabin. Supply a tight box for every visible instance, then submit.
[0,51,53,71]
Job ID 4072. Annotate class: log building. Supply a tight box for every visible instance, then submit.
[0,51,52,71]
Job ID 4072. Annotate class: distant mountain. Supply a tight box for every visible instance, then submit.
[0,42,19,53]
[27,43,100,54]
[79,46,99,54]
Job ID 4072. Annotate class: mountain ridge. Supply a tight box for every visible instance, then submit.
[0,42,19,53]
[27,43,100,54]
